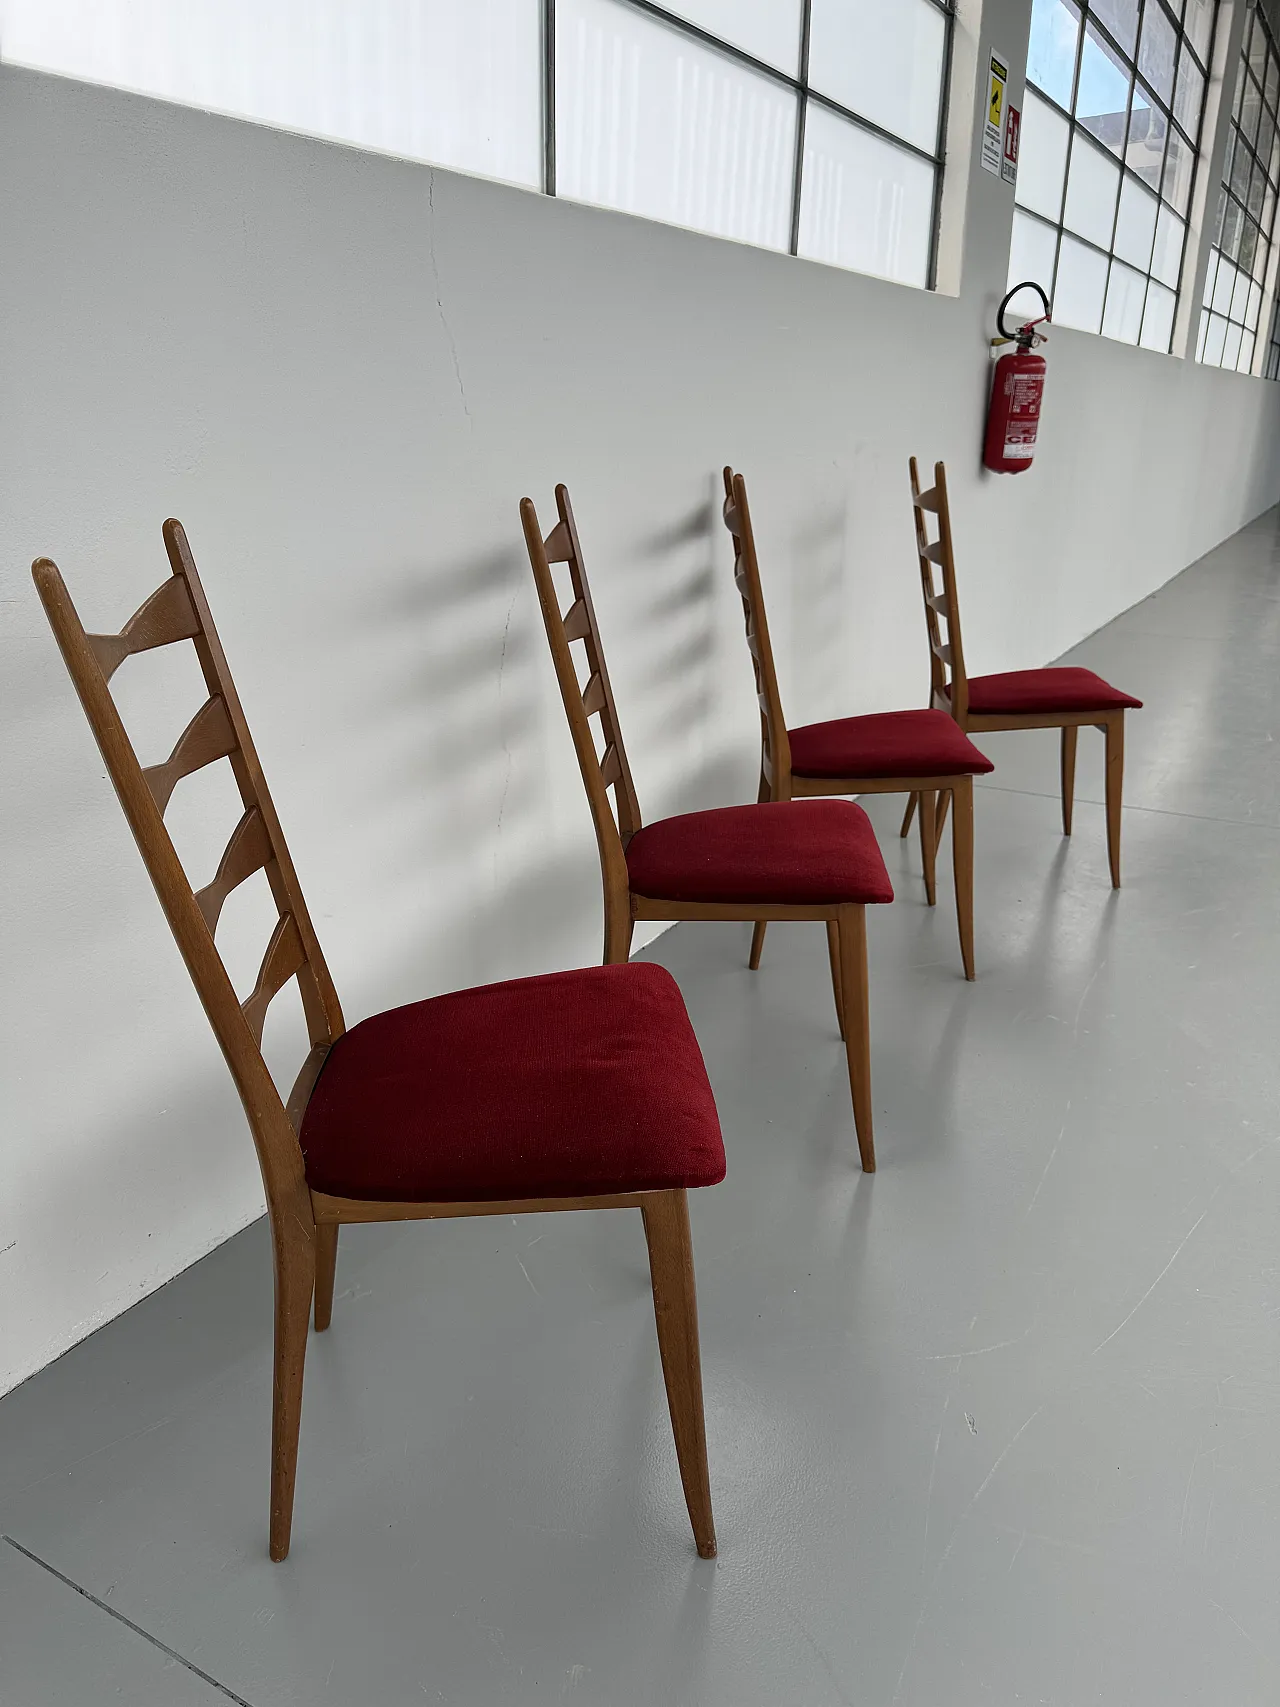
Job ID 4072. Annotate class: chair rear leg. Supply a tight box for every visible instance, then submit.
[837,906,875,1172]
[918,791,938,906]
[641,1191,716,1560]
[270,1218,315,1561]
[933,788,950,857]
[604,900,635,966]
[314,1223,338,1332]
[826,919,845,1040]
[900,793,918,838]
[1061,726,1078,835]
[951,781,976,982]
[1104,714,1124,887]
[748,921,768,970]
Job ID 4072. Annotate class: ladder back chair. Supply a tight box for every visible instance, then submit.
[521,484,893,1173]
[33,523,727,1562]
[904,459,1142,887]
[722,468,993,981]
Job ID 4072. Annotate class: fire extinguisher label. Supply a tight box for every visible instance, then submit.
[1002,370,1044,458]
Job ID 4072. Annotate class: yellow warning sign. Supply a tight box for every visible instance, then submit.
[982,51,1009,176]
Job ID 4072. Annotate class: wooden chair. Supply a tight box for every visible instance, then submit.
[903,459,1142,887]
[721,468,994,982]
[520,485,893,1173]
[33,524,728,1562]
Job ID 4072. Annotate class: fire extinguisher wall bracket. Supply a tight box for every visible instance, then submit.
[983,281,1051,476]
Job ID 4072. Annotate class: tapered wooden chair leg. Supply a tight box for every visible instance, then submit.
[837,906,875,1172]
[933,787,950,857]
[900,793,918,838]
[951,781,976,982]
[1104,714,1124,888]
[748,920,768,971]
[1061,726,1078,835]
[269,1222,315,1561]
[641,1191,716,1560]
[313,1223,338,1332]
[604,906,635,966]
[826,918,845,1040]
[918,791,938,906]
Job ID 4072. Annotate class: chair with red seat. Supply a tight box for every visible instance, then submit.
[903,459,1142,887]
[33,525,726,1563]
[521,484,893,1173]
[721,467,994,981]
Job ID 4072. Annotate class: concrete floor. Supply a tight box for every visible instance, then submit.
[4,513,1280,1706]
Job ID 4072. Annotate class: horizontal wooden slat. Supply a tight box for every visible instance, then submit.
[926,591,950,618]
[241,914,306,1046]
[195,806,274,932]
[914,485,941,513]
[581,671,606,716]
[722,502,740,532]
[86,576,201,682]
[600,744,623,787]
[143,696,237,815]
[930,640,954,666]
[542,520,573,563]
[924,540,947,565]
[562,598,591,642]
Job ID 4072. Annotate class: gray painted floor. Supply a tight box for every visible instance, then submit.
[4,513,1280,1706]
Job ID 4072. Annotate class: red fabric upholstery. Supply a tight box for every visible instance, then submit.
[625,799,893,906]
[788,709,994,780]
[300,963,725,1203]
[959,668,1142,716]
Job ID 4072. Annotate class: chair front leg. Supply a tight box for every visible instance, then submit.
[313,1223,338,1332]
[1061,726,1078,835]
[748,921,768,971]
[918,791,938,906]
[933,787,951,857]
[951,780,976,982]
[269,1210,316,1561]
[1103,713,1125,888]
[641,1190,716,1559]
[826,918,845,1040]
[837,905,875,1172]
[900,792,918,838]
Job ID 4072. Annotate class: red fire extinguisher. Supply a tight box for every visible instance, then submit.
[983,281,1050,475]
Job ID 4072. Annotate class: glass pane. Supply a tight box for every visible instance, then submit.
[1231,266,1253,319]
[1138,2,1177,105]
[557,0,797,250]
[1248,277,1264,329]
[1239,217,1259,275]
[1221,196,1244,261]
[1212,257,1237,313]
[807,0,945,154]
[1202,249,1220,308]
[1151,203,1185,286]
[1248,13,1269,80]
[1173,49,1205,136]
[1027,0,1082,109]
[1230,137,1253,203]
[1203,310,1229,364]
[1239,329,1257,372]
[1163,126,1195,213]
[1053,234,1109,331]
[1125,84,1167,188]
[1016,91,1071,220]
[1102,260,1147,341]
[661,1,803,73]
[1063,134,1121,247]
[1249,160,1267,219]
[1196,308,1210,359]
[1076,22,1131,154]
[1114,174,1158,268]
[1242,74,1264,150]
[1008,209,1060,299]
[1260,110,1278,178]
[797,106,934,287]
[1092,0,1140,57]
[1267,53,1280,113]
[1265,184,1277,233]
[0,0,545,188]
[1223,320,1245,366]
[1140,279,1177,349]
[1184,0,1215,64]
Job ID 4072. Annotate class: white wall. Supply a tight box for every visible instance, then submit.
[4,0,1280,1394]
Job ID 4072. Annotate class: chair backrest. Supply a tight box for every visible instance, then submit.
[520,484,642,906]
[908,457,970,721]
[721,468,792,800]
[32,522,344,1226]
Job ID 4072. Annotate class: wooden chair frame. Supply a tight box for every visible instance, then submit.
[904,458,1129,888]
[521,485,877,1172]
[722,467,976,981]
[33,526,716,1562]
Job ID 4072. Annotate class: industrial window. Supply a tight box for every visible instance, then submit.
[1007,0,1217,349]
[1197,0,1280,375]
[1,0,955,292]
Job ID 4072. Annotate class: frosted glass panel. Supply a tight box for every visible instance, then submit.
[1054,235,1109,331]
[557,0,796,251]
[1016,92,1071,221]
[1213,259,1237,314]
[1063,136,1121,248]
[0,0,543,187]
[662,1,802,74]
[808,0,945,154]
[1223,320,1245,367]
[1247,278,1264,329]
[1239,330,1256,373]
[1151,204,1185,288]
[1113,176,1158,269]
[1203,312,1228,364]
[1102,261,1147,343]
[1140,280,1177,350]
[1008,211,1060,301]
[798,106,934,287]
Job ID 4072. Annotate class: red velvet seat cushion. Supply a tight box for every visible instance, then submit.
[625,799,893,906]
[960,668,1142,715]
[788,709,994,780]
[300,963,725,1203]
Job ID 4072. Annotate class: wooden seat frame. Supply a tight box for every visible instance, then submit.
[902,458,1130,888]
[521,485,878,1173]
[722,467,977,982]
[33,524,716,1562]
